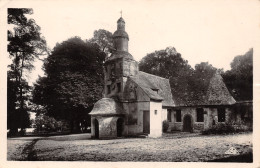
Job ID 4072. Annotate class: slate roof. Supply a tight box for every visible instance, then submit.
[113,30,129,39]
[89,98,125,116]
[172,73,236,107]
[117,17,125,23]
[130,71,175,107]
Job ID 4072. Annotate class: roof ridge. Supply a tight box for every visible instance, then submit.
[138,71,169,80]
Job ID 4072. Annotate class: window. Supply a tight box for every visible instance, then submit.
[196,108,204,122]
[218,108,225,122]
[176,110,181,122]
[152,88,159,94]
[167,109,172,122]
[154,110,157,115]
[117,83,121,92]
[107,85,111,94]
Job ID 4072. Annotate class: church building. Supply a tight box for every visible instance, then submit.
[89,17,174,138]
[89,16,238,138]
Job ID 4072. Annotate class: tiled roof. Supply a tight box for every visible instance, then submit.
[130,71,175,107]
[206,73,236,105]
[173,73,236,106]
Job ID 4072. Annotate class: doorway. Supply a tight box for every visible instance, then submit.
[143,111,150,134]
[183,115,192,132]
[117,118,124,137]
[94,119,99,138]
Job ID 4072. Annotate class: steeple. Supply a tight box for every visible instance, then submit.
[113,16,129,52]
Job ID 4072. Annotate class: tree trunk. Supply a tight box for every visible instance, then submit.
[70,120,74,133]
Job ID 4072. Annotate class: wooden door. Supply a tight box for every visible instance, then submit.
[143,111,150,134]
[183,115,192,132]
[117,118,124,137]
[94,119,99,138]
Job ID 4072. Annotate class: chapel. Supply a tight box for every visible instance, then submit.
[89,16,174,138]
[89,16,240,138]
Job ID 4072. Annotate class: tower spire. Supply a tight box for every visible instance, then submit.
[120,10,122,17]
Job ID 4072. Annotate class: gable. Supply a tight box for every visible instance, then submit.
[206,73,236,105]
[123,78,151,102]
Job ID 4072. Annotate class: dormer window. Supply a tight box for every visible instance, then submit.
[152,88,159,94]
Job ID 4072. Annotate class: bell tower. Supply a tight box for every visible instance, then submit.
[113,17,129,52]
[103,16,138,100]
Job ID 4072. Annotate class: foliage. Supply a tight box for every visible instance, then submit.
[162,120,169,133]
[32,37,106,132]
[139,47,193,103]
[202,122,252,135]
[222,49,253,101]
[89,29,113,57]
[139,46,253,104]
[7,8,47,135]
[188,62,218,103]
[33,114,69,133]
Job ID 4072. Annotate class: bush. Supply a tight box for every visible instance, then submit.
[162,120,169,133]
[19,129,26,136]
[202,122,252,135]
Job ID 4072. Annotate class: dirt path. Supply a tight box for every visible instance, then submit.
[7,137,42,161]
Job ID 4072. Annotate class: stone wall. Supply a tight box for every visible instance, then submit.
[91,116,121,139]
[125,101,149,135]
[169,107,234,132]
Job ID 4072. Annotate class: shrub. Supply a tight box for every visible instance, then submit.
[202,122,252,135]
[19,129,26,136]
[162,120,169,133]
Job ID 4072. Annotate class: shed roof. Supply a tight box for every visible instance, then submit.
[89,98,125,116]
[130,71,175,107]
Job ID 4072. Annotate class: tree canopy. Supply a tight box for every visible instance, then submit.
[7,8,47,135]
[33,37,106,132]
[89,29,113,57]
[222,49,253,101]
[139,46,253,103]
[139,47,194,103]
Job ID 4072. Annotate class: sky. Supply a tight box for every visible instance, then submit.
[1,0,260,85]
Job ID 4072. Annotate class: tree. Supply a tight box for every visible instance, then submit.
[33,37,106,133]
[223,49,253,101]
[7,8,47,134]
[139,47,194,103]
[89,29,113,57]
[188,62,218,102]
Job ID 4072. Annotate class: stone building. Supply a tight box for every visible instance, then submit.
[89,17,238,138]
[163,73,237,132]
[89,17,174,138]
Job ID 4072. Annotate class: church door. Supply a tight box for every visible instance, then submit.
[143,111,150,134]
[117,118,124,137]
[183,115,192,132]
[94,119,99,139]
